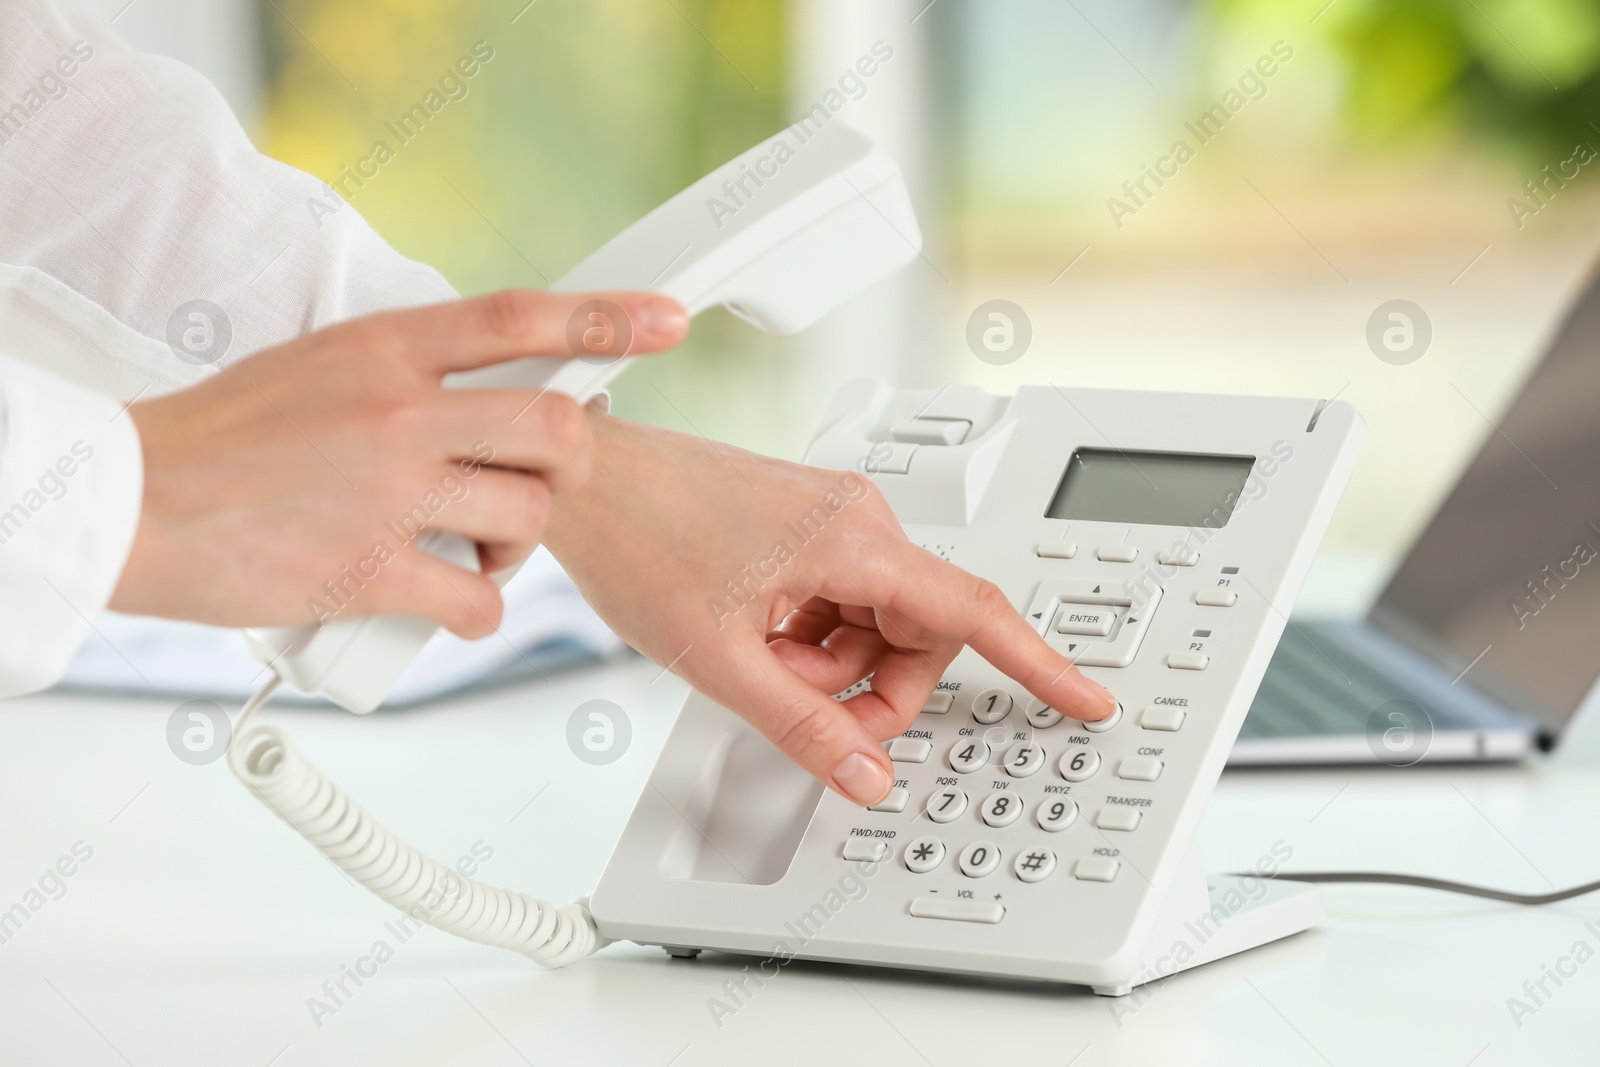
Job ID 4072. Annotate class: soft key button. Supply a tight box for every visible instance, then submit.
[1157,545,1199,566]
[888,738,932,763]
[1074,857,1120,882]
[890,416,971,446]
[909,897,1004,923]
[866,441,916,475]
[1054,606,1116,637]
[1116,756,1164,782]
[1140,705,1186,732]
[1096,545,1138,563]
[1095,808,1142,832]
[843,839,888,862]
[1036,541,1078,560]
[868,788,910,813]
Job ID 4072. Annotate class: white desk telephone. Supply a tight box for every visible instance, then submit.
[228,123,1367,995]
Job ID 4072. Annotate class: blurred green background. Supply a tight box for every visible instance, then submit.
[82,0,1600,565]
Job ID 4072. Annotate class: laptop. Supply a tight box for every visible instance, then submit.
[1234,265,1600,765]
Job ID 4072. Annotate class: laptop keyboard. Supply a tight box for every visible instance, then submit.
[1241,625,1470,739]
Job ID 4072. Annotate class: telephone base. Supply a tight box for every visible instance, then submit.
[1089,873,1323,997]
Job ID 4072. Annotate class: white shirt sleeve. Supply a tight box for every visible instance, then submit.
[0,353,141,698]
[0,1,463,697]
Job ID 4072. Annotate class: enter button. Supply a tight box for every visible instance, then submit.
[1054,606,1117,637]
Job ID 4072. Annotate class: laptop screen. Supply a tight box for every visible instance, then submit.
[1372,266,1600,738]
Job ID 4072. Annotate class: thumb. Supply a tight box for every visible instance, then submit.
[690,634,895,807]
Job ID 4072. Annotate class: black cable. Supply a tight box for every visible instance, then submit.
[1229,871,1600,906]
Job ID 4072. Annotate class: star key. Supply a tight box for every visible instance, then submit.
[904,834,946,874]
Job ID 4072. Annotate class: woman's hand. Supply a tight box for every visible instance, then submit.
[112,290,688,637]
[544,413,1117,806]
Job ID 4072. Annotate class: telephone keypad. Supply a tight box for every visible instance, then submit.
[957,840,1001,878]
[877,671,1158,890]
[949,739,990,773]
[1002,741,1045,778]
[971,688,1012,723]
[979,792,1024,828]
[1057,747,1101,781]
[926,785,969,823]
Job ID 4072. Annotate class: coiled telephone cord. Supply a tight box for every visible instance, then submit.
[227,676,607,968]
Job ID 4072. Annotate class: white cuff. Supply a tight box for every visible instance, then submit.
[0,354,142,697]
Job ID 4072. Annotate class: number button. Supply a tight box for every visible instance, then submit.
[949,739,990,773]
[1013,847,1057,883]
[1023,699,1062,729]
[1058,747,1101,782]
[1036,796,1078,832]
[971,688,1012,724]
[980,792,1024,828]
[904,835,946,874]
[1003,741,1045,778]
[925,786,969,824]
[957,840,1001,878]
[1083,701,1124,734]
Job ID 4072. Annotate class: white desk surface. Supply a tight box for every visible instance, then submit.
[2,653,1597,1067]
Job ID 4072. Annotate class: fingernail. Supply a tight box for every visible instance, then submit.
[831,752,892,806]
[640,296,688,342]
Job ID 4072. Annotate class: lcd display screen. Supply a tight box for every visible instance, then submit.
[1045,448,1257,527]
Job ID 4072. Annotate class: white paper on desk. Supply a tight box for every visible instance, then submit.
[57,547,627,705]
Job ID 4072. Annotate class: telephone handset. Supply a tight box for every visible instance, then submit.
[242,119,921,713]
